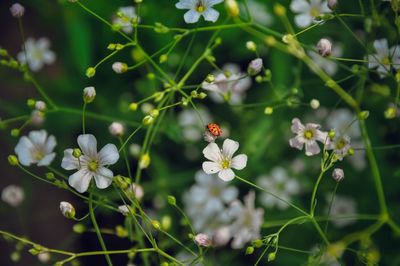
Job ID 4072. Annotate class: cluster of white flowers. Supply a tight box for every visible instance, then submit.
[112,6,139,34]
[201,64,252,104]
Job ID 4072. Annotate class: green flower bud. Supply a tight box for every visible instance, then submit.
[72,148,82,158]
[73,223,86,234]
[85,67,96,78]
[8,155,19,166]
[167,195,176,205]
[142,115,154,126]
[11,128,20,137]
[129,102,138,111]
[27,98,36,107]
[268,252,276,262]
[151,220,161,230]
[245,246,254,255]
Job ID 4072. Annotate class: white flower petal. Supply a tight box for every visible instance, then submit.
[218,168,235,181]
[37,153,56,166]
[184,9,201,23]
[45,135,57,153]
[61,149,79,170]
[203,142,222,162]
[305,141,321,156]
[176,0,195,9]
[202,161,221,174]
[94,167,114,189]
[15,136,34,166]
[77,134,98,158]
[231,154,247,170]
[202,8,219,22]
[294,13,313,28]
[222,138,239,158]
[98,144,119,165]
[206,0,224,6]
[291,118,304,133]
[289,136,304,150]
[68,169,93,193]
[290,0,310,12]
[29,130,47,146]
[221,186,239,203]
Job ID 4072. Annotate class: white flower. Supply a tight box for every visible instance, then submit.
[290,0,331,28]
[175,0,223,24]
[247,58,263,76]
[109,122,125,137]
[194,233,212,247]
[15,130,57,166]
[289,118,328,156]
[112,62,128,74]
[367,39,400,78]
[60,201,75,218]
[1,185,24,207]
[202,138,247,181]
[202,64,252,104]
[10,3,25,18]
[228,191,264,249]
[129,183,144,200]
[35,100,46,111]
[257,167,301,210]
[61,134,119,193]
[31,110,45,126]
[183,171,238,243]
[240,0,273,26]
[328,134,351,159]
[309,44,343,76]
[326,194,357,228]
[317,38,332,57]
[112,6,138,34]
[118,205,131,215]
[178,107,212,142]
[17,37,56,72]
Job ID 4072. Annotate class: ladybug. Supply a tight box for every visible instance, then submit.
[206,123,222,137]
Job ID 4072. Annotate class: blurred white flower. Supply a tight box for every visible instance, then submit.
[175,0,223,24]
[109,122,125,137]
[31,110,45,126]
[112,6,138,34]
[241,0,273,26]
[15,130,56,166]
[367,38,400,78]
[290,0,331,28]
[61,134,119,193]
[129,143,141,157]
[228,191,264,249]
[202,138,247,181]
[178,107,212,142]
[118,205,131,215]
[37,252,51,263]
[10,3,25,18]
[35,101,46,111]
[309,44,343,76]
[289,118,328,156]
[316,38,332,57]
[183,171,238,243]
[327,134,351,160]
[257,167,301,210]
[1,185,24,207]
[332,168,344,182]
[194,233,212,247]
[17,37,56,72]
[129,183,144,200]
[326,194,357,228]
[202,64,252,104]
[83,86,96,103]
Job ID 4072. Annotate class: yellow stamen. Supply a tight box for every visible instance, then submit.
[88,161,98,172]
[304,130,314,140]
[196,3,205,13]
[221,159,231,169]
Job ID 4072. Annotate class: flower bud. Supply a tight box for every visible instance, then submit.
[205,74,215,83]
[328,130,335,139]
[11,128,20,137]
[83,86,96,103]
[358,110,369,120]
[109,122,125,137]
[194,233,212,247]
[167,195,176,205]
[245,246,254,255]
[268,252,276,262]
[72,148,82,158]
[2,185,24,207]
[59,201,76,218]
[150,109,159,118]
[198,92,207,99]
[8,155,19,166]
[118,205,131,216]
[310,99,320,109]
[151,220,161,230]
[317,38,332,57]
[128,183,144,200]
[159,54,168,63]
[38,252,51,263]
[31,110,45,126]
[161,215,172,230]
[142,115,154,126]
[129,143,141,157]
[328,0,338,10]
[73,223,86,234]
[10,3,25,18]
[85,67,96,78]
[129,102,138,111]
[27,98,36,107]
[112,62,128,74]
[247,58,263,76]
[35,101,46,111]
[226,0,240,17]
[384,106,397,119]
[246,41,257,52]
[332,168,344,182]
[139,153,151,169]
[264,106,273,115]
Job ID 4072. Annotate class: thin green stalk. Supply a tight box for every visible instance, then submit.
[89,190,113,266]
[82,102,87,134]
[310,170,326,216]
[119,137,132,179]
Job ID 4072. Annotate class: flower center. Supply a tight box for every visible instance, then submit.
[88,160,98,172]
[220,158,231,169]
[304,130,314,140]
[336,138,346,150]
[32,149,44,161]
[310,7,320,18]
[196,2,205,13]
[382,56,390,65]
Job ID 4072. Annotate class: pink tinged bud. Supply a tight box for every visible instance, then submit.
[317,39,332,57]
[10,3,25,18]
[129,183,144,200]
[327,0,338,10]
[83,86,96,103]
[247,58,263,76]
[194,233,212,247]
[112,62,128,74]
[35,101,46,111]
[332,168,344,182]
[109,122,125,136]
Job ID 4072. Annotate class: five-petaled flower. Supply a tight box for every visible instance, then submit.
[61,134,119,193]
[290,0,331,28]
[202,138,247,181]
[176,0,224,24]
[367,38,400,78]
[289,118,328,156]
[17,37,56,72]
[15,130,57,166]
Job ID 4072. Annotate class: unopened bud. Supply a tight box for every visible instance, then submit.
[85,67,96,78]
[72,148,82,158]
[35,101,46,111]
[118,205,131,216]
[332,168,344,182]
[247,58,263,76]
[129,102,138,111]
[246,246,255,255]
[73,223,86,234]
[139,153,151,169]
[109,122,125,137]
[112,62,128,74]
[310,99,320,109]
[317,38,332,57]
[60,201,76,218]
[246,41,257,52]
[226,0,240,17]
[8,155,19,166]
[10,3,25,18]
[268,252,276,262]
[264,106,273,115]
[167,195,176,205]
[142,115,154,126]
[151,220,161,230]
[83,86,96,103]
[205,74,215,83]
[194,233,212,247]
[327,0,338,10]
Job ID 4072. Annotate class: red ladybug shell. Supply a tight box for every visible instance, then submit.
[206,123,222,137]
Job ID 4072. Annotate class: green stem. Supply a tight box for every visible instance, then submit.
[82,102,87,134]
[310,170,326,216]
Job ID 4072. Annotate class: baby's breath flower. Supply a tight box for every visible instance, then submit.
[112,62,128,74]
[310,99,320,109]
[86,67,96,78]
[194,233,212,247]
[61,134,119,193]
[328,134,351,160]
[247,58,263,76]
[317,38,332,57]
[15,130,57,166]
[112,6,139,34]
[31,110,45,126]
[109,122,125,137]
[367,39,400,78]
[327,0,338,10]
[118,205,131,216]
[176,0,223,24]
[2,185,24,207]
[59,201,76,218]
[290,0,331,28]
[202,138,247,181]
[289,118,328,156]
[35,101,46,111]
[129,143,141,157]
[129,183,144,200]
[10,3,25,18]
[37,252,51,263]
[17,38,56,72]
[83,86,96,103]
[332,168,344,182]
